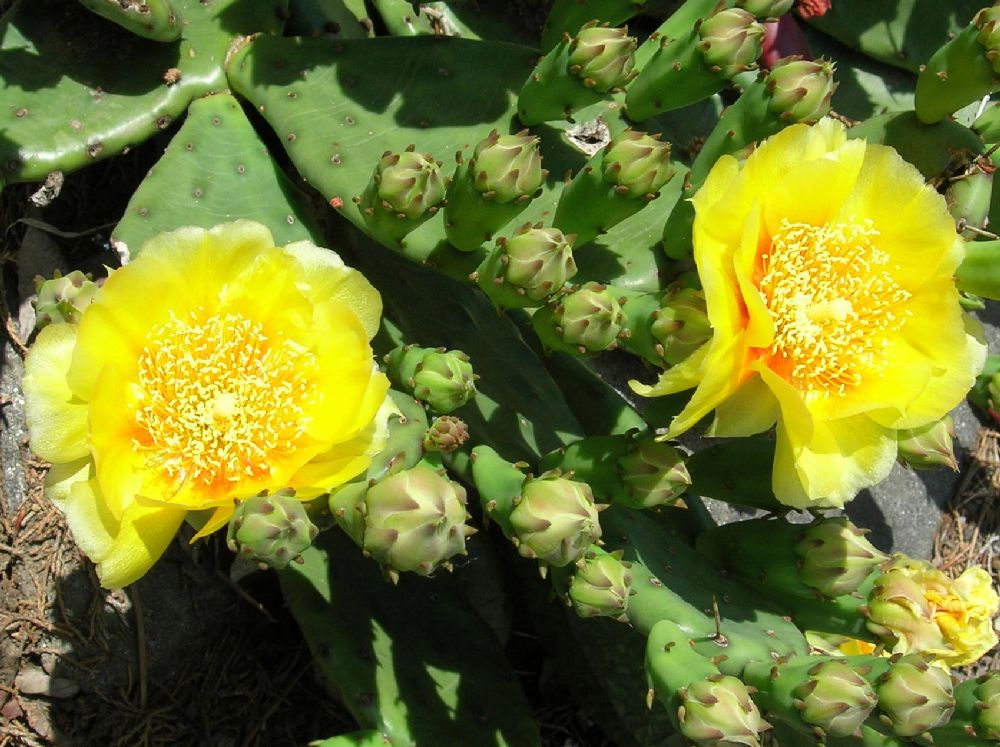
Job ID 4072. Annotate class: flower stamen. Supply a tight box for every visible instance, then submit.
[758,219,911,395]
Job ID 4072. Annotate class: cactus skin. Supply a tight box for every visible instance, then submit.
[33,271,99,329]
[509,470,603,567]
[226,490,319,570]
[361,462,474,577]
[957,239,1000,301]
[285,0,373,38]
[616,437,690,509]
[737,0,793,19]
[876,653,955,737]
[650,285,711,366]
[517,24,637,126]
[443,130,547,251]
[359,147,449,244]
[947,159,995,240]
[0,0,286,183]
[114,93,320,256]
[916,7,1000,125]
[896,416,959,471]
[540,0,648,52]
[553,130,674,247]
[535,282,628,354]
[77,0,181,41]
[794,517,891,598]
[384,344,477,414]
[567,548,634,621]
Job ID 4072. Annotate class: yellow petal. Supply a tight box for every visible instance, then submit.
[190,504,235,541]
[284,240,383,340]
[23,323,89,463]
[630,341,710,398]
[709,374,778,437]
[666,334,748,438]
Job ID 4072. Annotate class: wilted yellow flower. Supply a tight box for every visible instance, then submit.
[865,557,999,668]
[633,120,986,507]
[23,222,390,588]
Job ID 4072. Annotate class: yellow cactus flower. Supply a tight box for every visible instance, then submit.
[633,120,986,507]
[865,557,999,668]
[23,222,391,589]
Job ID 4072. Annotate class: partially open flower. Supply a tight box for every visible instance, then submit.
[865,557,999,668]
[23,221,390,588]
[633,120,986,508]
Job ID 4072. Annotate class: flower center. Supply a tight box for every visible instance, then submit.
[757,219,911,395]
[133,311,313,492]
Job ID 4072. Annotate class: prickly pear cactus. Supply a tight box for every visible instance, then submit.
[10,0,1000,745]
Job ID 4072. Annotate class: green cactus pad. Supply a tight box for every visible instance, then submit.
[77,0,182,42]
[226,34,537,269]
[286,0,374,37]
[279,529,542,746]
[114,93,320,256]
[0,0,285,183]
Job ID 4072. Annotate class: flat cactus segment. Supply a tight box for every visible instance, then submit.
[0,0,286,183]
[805,0,983,73]
[113,93,320,256]
[225,34,537,266]
[685,436,789,513]
[286,0,374,38]
[313,732,390,747]
[77,0,182,41]
[279,529,543,747]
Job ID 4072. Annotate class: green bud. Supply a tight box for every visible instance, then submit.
[677,674,765,747]
[896,416,958,471]
[362,463,474,577]
[500,224,577,301]
[385,345,478,414]
[650,286,712,366]
[877,654,955,737]
[567,23,638,93]
[422,415,470,453]
[765,57,837,123]
[736,0,794,19]
[510,471,602,567]
[360,147,449,241]
[226,489,318,570]
[793,660,877,737]
[33,270,100,328]
[470,129,546,204]
[975,673,1000,739]
[568,549,633,621]
[602,130,674,199]
[552,282,627,353]
[617,438,690,508]
[698,8,765,77]
[794,517,890,598]
[977,6,1000,75]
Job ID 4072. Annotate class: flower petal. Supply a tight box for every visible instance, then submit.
[23,323,89,463]
[709,374,778,437]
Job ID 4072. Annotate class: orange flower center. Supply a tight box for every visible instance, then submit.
[132,311,314,491]
[758,219,911,395]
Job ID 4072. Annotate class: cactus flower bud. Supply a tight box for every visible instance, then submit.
[385,345,478,414]
[567,23,638,92]
[510,471,602,567]
[602,130,674,199]
[765,56,837,123]
[226,489,318,570]
[793,660,877,737]
[422,415,470,453]
[677,674,765,746]
[896,416,958,471]
[471,129,546,204]
[616,438,691,508]
[552,282,627,352]
[361,463,474,576]
[876,654,955,736]
[977,6,1000,75]
[794,517,890,598]
[865,556,1000,668]
[568,550,633,621]
[650,286,712,366]
[501,224,578,300]
[698,8,765,77]
[33,270,100,329]
[360,148,448,241]
[976,673,1000,739]
[737,0,794,18]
